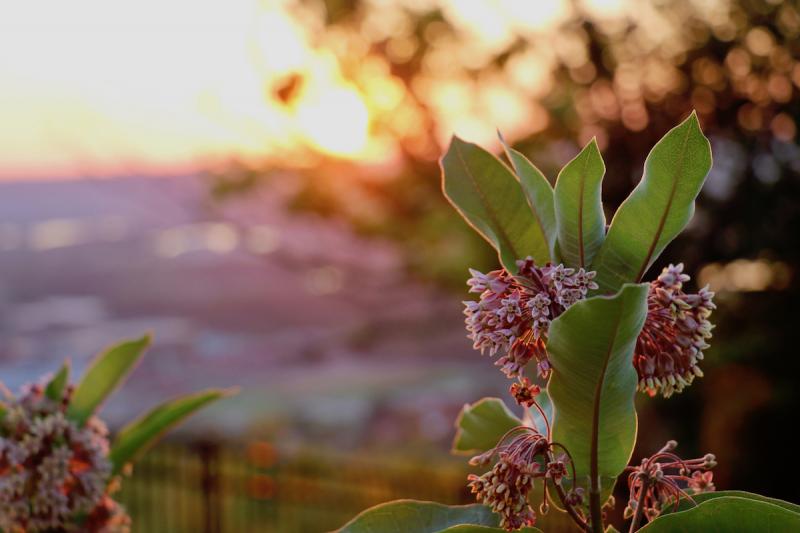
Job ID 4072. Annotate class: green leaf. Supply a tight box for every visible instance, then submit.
[590,112,712,292]
[441,136,551,272]
[45,360,71,402]
[110,388,236,475]
[554,138,606,268]
[452,397,521,455]
[640,496,800,532]
[499,132,557,260]
[337,500,542,533]
[663,490,800,515]
[67,335,151,426]
[547,284,648,498]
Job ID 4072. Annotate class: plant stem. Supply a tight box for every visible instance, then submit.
[628,477,649,533]
[589,485,604,533]
[552,481,591,532]
[588,314,622,533]
[545,448,590,532]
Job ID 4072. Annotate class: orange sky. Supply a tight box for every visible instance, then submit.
[0,0,379,179]
[0,0,633,180]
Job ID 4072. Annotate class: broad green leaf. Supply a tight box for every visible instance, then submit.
[45,360,70,402]
[640,496,800,532]
[337,500,542,533]
[590,112,712,292]
[547,284,648,499]
[663,490,800,515]
[452,397,521,455]
[440,526,541,533]
[67,335,151,426]
[441,136,551,272]
[499,133,557,260]
[554,138,606,268]
[110,388,235,475]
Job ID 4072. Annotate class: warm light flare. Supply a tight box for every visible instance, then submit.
[0,0,383,178]
[294,85,371,157]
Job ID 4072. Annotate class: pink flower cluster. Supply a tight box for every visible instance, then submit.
[463,258,598,379]
[467,427,583,531]
[634,264,716,397]
[624,440,716,525]
[0,380,130,532]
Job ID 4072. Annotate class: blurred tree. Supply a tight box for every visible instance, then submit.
[210,0,800,504]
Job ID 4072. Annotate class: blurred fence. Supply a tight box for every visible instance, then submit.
[117,440,472,533]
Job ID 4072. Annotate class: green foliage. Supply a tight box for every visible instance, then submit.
[44,360,70,402]
[554,138,606,268]
[547,284,648,496]
[67,335,151,426]
[343,115,792,531]
[590,112,712,292]
[59,333,232,475]
[499,133,557,261]
[640,496,800,532]
[664,491,800,515]
[337,500,541,533]
[452,397,522,455]
[110,388,236,475]
[441,136,552,272]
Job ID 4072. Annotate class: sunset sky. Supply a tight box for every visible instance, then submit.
[0,0,643,180]
[0,0,362,179]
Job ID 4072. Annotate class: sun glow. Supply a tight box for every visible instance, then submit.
[0,0,382,179]
[294,85,370,157]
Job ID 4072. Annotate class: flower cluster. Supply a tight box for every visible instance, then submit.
[463,258,598,379]
[0,380,130,532]
[623,440,717,526]
[634,264,716,397]
[467,427,582,531]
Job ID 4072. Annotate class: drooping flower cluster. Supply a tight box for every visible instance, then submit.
[623,440,716,525]
[467,427,583,531]
[0,379,130,532]
[464,258,598,379]
[634,264,716,397]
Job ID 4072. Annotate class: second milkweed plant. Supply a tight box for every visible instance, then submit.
[338,112,800,532]
[0,335,235,532]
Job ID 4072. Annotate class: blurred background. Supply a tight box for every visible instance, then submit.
[1,0,799,531]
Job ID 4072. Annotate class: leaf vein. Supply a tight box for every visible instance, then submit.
[454,141,521,262]
[634,123,692,281]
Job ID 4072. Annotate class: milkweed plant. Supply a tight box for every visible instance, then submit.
[0,335,235,532]
[338,113,800,532]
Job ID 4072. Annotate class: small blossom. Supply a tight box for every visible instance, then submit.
[565,487,585,507]
[509,378,540,407]
[573,268,599,295]
[496,336,547,379]
[546,455,568,486]
[688,471,715,494]
[634,264,716,398]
